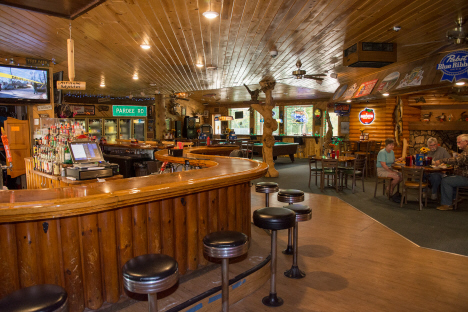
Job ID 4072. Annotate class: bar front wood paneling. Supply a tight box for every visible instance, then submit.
[1,151,267,312]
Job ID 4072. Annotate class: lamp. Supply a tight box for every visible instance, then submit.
[456,81,466,86]
[382,93,389,96]
[140,44,151,49]
[133,73,138,80]
[196,63,204,68]
[203,0,219,19]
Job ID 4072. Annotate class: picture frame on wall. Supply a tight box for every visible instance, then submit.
[203,110,209,117]
[181,106,186,116]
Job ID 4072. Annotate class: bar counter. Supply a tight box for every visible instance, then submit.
[0,148,268,312]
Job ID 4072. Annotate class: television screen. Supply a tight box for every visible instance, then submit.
[0,64,50,103]
[235,111,243,119]
[69,141,104,163]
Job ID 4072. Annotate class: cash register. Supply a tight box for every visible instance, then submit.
[66,141,119,180]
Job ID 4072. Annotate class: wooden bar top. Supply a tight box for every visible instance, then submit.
[0,149,267,222]
[103,142,160,150]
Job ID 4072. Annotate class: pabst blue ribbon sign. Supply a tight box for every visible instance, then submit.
[437,50,468,82]
[359,108,375,125]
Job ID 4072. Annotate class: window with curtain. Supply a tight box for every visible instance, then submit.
[255,107,279,135]
[228,108,250,135]
[284,105,314,136]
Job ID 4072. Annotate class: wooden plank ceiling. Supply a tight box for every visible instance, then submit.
[0,0,467,104]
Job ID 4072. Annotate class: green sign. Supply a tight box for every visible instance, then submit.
[112,105,147,117]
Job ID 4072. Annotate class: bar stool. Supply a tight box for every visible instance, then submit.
[123,254,179,312]
[255,182,279,207]
[203,231,249,312]
[277,189,305,255]
[253,207,295,307]
[282,204,312,279]
[0,284,68,312]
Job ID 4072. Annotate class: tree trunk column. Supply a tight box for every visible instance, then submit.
[155,94,166,141]
[252,78,278,178]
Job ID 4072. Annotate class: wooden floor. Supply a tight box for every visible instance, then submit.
[117,189,468,312]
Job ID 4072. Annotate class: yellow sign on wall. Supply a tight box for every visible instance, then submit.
[57,81,86,90]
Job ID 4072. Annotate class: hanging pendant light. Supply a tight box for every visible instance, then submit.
[67,23,75,82]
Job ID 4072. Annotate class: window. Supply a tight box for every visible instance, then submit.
[228,108,250,135]
[255,107,279,135]
[329,112,339,136]
[285,105,313,136]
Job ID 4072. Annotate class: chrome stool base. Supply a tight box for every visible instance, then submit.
[262,293,283,307]
[284,265,306,279]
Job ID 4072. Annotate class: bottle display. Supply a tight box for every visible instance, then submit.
[104,119,118,142]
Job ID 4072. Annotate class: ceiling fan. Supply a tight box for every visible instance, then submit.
[277,60,326,82]
[402,17,467,54]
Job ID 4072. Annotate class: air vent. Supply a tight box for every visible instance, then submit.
[214,107,220,113]
[343,42,397,68]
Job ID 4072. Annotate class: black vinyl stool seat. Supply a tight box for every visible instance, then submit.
[0,284,68,312]
[255,182,279,207]
[277,189,305,255]
[282,204,312,279]
[203,231,249,312]
[253,207,295,307]
[123,254,179,312]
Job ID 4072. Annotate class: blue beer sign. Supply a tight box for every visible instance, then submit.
[112,105,147,117]
[437,50,468,82]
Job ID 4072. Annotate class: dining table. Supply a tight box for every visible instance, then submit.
[312,155,356,191]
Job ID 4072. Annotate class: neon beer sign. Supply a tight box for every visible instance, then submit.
[359,108,375,125]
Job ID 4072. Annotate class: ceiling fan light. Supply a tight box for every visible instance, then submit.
[140,44,151,49]
[203,11,219,19]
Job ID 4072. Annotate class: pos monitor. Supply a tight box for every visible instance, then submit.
[69,141,104,165]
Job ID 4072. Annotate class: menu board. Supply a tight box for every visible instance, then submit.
[353,79,379,98]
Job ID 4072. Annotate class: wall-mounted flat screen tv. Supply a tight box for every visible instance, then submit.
[0,64,50,104]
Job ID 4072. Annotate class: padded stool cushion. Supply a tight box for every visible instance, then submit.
[283,204,311,215]
[253,207,296,230]
[256,182,279,193]
[203,231,248,248]
[278,189,304,197]
[0,284,67,312]
[123,254,178,282]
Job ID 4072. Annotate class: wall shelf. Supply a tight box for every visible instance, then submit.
[408,121,468,131]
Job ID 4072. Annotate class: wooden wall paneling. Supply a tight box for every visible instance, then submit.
[0,223,19,297]
[235,184,242,231]
[242,183,251,238]
[37,219,63,286]
[131,204,148,257]
[79,214,103,309]
[97,211,119,304]
[15,222,40,288]
[60,216,85,312]
[218,188,228,231]
[161,199,175,258]
[227,185,236,231]
[115,207,133,295]
[186,194,198,271]
[174,197,187,275]
[208,190,218,234]
[197,192,208,267]
[147,201,162,254]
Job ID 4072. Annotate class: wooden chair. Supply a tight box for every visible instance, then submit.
[454,186,468,210]
[374,176,394,200]
[342,157,367,193]
[400,167,429,210]
[354,141,371,177]
[240,140,254,159]
[320,159,339,192]
[308,155,321,187]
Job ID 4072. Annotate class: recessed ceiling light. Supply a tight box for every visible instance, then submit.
[203,11,219,19]
[456,81,465,86]
[382,93,389,96]
[196,63,204,68]
[133,74,138,80]
[140,44,150,49]
[100,83,105,87]
[346,99,351,103]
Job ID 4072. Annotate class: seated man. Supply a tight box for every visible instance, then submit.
[377,138,403,196]
[425,137,451,200]
[434,134,468,210]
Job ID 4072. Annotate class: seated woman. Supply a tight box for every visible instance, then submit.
[377,138,403,196]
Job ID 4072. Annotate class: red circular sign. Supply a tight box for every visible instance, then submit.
[359,108,375,125]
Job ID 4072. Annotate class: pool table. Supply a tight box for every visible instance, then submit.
[253,142,299,162]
